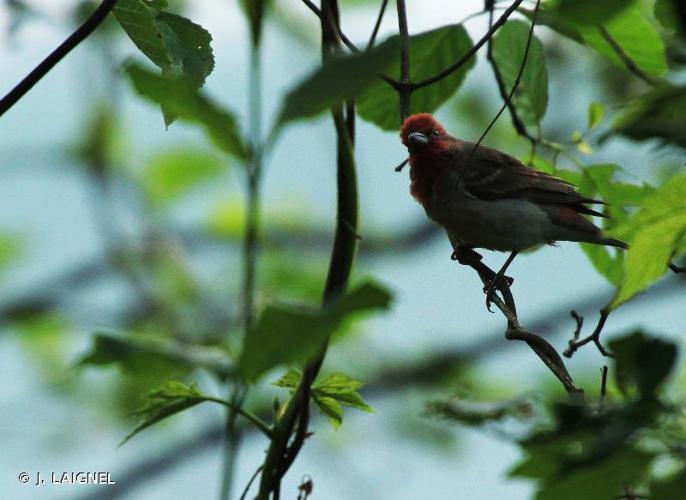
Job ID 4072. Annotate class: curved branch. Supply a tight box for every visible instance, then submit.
[408,0,525,90]
[598,26,659,87]
[366,0,390,50]
[0,0,119,118]
[564,308,613,358]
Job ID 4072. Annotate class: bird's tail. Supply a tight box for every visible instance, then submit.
[600,237,628,250]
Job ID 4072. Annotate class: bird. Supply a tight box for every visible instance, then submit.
[399,113,627,309]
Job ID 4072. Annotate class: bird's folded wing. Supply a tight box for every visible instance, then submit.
[457,144,605,216]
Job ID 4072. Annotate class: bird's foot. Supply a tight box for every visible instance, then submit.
[450,247,481,264]
[483,274,514,312]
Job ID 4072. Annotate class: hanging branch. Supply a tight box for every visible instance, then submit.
[485,2,537,146]
[0,0,119,118]
[255,1,359,497]
[396,0,411,121]
[367,0,389,50]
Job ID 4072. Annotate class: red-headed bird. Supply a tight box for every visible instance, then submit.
[400,113,626,305]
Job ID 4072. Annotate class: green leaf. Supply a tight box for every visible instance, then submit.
[578,4,668,78]
[587,101,605,129]
[114,0,214,87]
[357,24,475,131]
[272,368,302,389]
[276,37,399,127]
[527,3,667,78]
[143,147,226,204]
[608,331,677,399]
[121,381,206,445]
[611,174,686,308]
[313,372,373,413]
[312,394,344,429]
[126,64,246,158]
[550,0,635,25]
[651,469,686,500]
[491,20,548,126]
[0,233,23,270]
[239,281,392,381]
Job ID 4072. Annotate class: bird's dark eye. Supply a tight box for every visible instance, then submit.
[431,130,440,137]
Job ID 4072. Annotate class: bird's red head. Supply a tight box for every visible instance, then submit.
[400,113,447,151]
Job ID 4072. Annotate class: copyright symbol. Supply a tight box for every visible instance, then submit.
[18,472,30,484]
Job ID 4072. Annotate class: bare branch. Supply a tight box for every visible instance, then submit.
[396,0,411,122]
[0,0,118,118]
[367,0,390,50]
[564,309,614,358]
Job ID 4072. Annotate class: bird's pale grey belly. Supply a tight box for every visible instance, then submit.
[424,196,552,251]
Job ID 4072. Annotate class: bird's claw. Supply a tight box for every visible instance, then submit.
[483,274,514,312]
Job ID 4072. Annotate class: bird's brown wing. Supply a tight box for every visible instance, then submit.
[454,142,606,217]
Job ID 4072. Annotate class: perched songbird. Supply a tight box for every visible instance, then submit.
[399,113,626,305]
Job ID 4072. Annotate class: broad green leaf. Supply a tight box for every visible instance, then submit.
[587,101,605,129]
[651,469,686,500]
[357,24,475,131]
[121,381,206,445]
[126,64,247,158]
[276,36,399,127]
[610,174,686,308]
[612,85,686,149]
[143,147,225,204]
[550,0,635,25]
[491,20,548,126]
[608,331,677,399]
[526,3,667,78]
[313,372,373,413]
[612,212,686,308]
[239,281,392,381]
[578,4,668,78]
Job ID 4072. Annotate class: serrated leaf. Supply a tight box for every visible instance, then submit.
[587,101,605,129]
[114,0,171,69]
[312,394,344,429]
[126,64,246,158]
[240,281,392,381]
[272,368,302,389]
[121,381,206,445]
[358,24,475,131]
[491,20,548,126]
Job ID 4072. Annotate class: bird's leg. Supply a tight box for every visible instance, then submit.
[484,251,517,312]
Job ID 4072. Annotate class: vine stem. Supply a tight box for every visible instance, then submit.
[0,0,119,118]
[220,22,264,500]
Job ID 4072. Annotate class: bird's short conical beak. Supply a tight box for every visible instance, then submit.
[408,132,429,148]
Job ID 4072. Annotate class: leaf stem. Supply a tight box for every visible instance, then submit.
[206,397,273,438]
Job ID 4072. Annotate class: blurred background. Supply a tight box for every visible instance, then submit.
[1,0,685,499]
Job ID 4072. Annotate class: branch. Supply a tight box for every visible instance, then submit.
[408,0,526,90]
[366,0,389,50]
[564,308,614,358]
[452,248,582,398]
[300,0,360,54]
[0,0,119,118]
[68,277,684,500]
[396,0,411,122]
[256,2,359,496]
[598,26,659,87]
[485,3,537,146]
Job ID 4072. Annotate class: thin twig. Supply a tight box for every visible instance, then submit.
[204,397,273,438]
[564,309,614,358]
[300,0,360,54]
[0,0,119,118]
[408,0,526,90]
[485,3,537,146]
[669,262,686,274]
[239,466,264,500]
[396,0,411,122]
[366,0,389,50]
[598,26,658,86]
[600,365,608,411]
